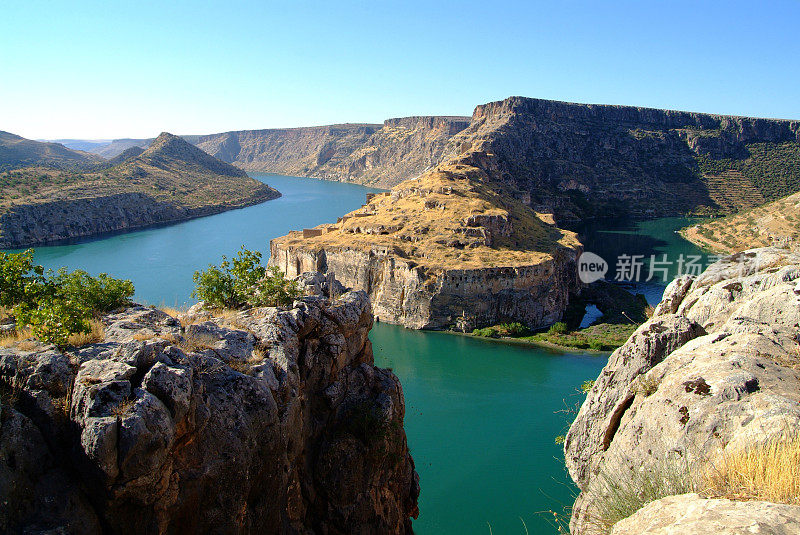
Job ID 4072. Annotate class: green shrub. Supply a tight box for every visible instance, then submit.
[192,261,237,308]
[52,268,134,313]
[589,339,607,351]
[193,247,300,309]
[580,380,595,394]
[0,249,45,308]
[497,322,529,337]
[14,298,90,348]
[472,327,499,338]
[0,249,134,346]
[548,322,569,335]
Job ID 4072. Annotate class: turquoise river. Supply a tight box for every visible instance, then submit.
[5,174,708,534]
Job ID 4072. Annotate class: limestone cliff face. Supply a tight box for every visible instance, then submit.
[270,243,578,330]
[269,163,582,331]
[196,116,470,187]
[447,97,800,220]
[0,288,419,533]
[564,248,800,534]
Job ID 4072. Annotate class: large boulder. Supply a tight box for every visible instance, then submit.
[567,248,800,535]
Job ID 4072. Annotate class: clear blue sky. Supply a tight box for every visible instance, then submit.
[2,0,799,139]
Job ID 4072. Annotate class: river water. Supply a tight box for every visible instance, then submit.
[5,174,708,534]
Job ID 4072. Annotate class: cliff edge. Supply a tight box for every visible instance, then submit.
[0,285,419,533]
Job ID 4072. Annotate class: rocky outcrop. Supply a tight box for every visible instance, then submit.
[445,97,800,221]
[0,133,281,248]
[0,286,418,533]
[269,163,582,331]
[271,241,579,330]
[196,116,470,187]
[565,247,800,534]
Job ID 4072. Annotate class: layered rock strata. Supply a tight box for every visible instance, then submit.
[0,286,419,533]
[565,247,800,534]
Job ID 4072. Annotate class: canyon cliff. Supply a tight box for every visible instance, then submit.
[0,285,419,533]
[196,116,470,188]
[444,97,800,221]
[0,133,280,248]
[198,97,800,221]
[565,247,800,534]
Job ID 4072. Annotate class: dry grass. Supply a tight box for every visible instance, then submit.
[67,319,105,347]
[159,306,186,318]
[227,360,251,374]
[132,332,156,341]
[160,305,201,329]
[684,190,800,253]
[272,164,580,271]
[211,308,252,331]
[250,347,267,363]
[0,328,32,348]
[703,432,800,505]
[174,331,218,353]
[111,398,135,417]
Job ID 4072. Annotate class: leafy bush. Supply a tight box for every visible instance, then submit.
[548,322,569,335]
[0,249,44,308]
[580,380,595,394]
[0,249,134,346]
[52,268,134,313]
[14,298,90,348]
[193,247,300,309]
[496,322,529,337]
[472,327,499,338]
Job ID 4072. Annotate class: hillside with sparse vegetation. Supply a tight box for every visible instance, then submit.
[0,132,280,247]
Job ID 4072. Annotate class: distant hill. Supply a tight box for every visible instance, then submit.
[92,138,153,158]
[0,131,104,172]
[682,191,800,253]
[196,117,471,187]
[105,146,145,166]
[90,135,204,159]
[46,139,110,152]
[437,97,800,221]
[0,132,280,247]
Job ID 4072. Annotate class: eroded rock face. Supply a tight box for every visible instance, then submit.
[565,247,800,535]
[271,243,579,330]
[0,288,418,534]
